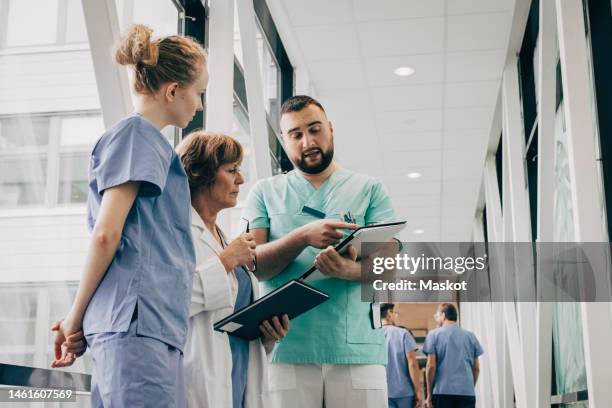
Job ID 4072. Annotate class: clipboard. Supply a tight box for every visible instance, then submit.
[299,221,407,281]
[213,279,329,340]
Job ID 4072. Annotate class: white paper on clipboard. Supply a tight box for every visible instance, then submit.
[300,221,407,282]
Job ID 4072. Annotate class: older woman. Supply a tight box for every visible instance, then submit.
[177,131,290,408]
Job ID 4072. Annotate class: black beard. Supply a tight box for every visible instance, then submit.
[295,146,334,174]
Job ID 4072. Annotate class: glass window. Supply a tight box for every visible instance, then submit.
[0,116,51,149]
[5,0,59,47]
[233,2,244,66]
[115,0,181,145]
[255,23,280,128]
[0,156,47,207]
[60,115,104,147]
[116,0,180,37]
[58,153,90,204]
[65,0,89,43]
[0,0,110,378]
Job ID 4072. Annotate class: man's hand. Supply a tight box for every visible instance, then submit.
[51,318,85,368]
[314,245,359,280]
[300,220,357,249]
[424,397,432,408]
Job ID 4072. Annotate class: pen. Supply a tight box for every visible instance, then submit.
[241,217,257,273]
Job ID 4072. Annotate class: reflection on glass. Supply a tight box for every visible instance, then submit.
[552,102,588,399]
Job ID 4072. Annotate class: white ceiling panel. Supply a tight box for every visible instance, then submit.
[446,49,506,82]
[275,0,515,242]
[331,114,377,136]
[358,19,445,56]
[380,166,443,184]
[371,84,443,112]
[444,107,493,130]
[392,205,441,218]
[363,53,444,86]
[381,132,443,151]
[352,0,445,21]
[282,0,353,26]
[318,88,371,115]
[376,110,443,133]
[447,13,512,51]
[395,194,441,207]
[388,180,441,196]
[442,180,480,197]
[447,0,514,15]
[442,164,484,181]
[443,129,489,149]
[384,149,442,169]
[442,148,486,167]
[445,81,499,108]
[294,24,360,61]
[308,59,366,90]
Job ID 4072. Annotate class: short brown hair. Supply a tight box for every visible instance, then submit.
[438,303,458,321]
[176,131,243,196]
[115,24,207,95]
[281,95,326,116]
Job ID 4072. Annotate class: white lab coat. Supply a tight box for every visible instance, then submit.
[184,207,270,408]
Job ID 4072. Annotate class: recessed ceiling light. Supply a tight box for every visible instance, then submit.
[394,66,415,77]
[406,172,422,179]
[413,229,425,234]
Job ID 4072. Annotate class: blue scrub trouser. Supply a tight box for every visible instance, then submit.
[388,396,414,407]
[86,314,185,408]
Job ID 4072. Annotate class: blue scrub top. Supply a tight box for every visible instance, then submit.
[384,325,418,398]
[423,324,484,396]
[83,113,195,351]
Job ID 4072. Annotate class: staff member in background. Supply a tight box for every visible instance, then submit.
[381,303,422,408]
[423,303,483,408]
[243,95,397,408]
[177,131,290,408]
[50,24,208,408]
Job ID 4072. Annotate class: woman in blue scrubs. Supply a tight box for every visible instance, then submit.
[50,24,208,408]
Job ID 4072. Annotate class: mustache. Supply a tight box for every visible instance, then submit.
[301,148,322,157]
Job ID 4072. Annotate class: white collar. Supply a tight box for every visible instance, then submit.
[190,206,224,256]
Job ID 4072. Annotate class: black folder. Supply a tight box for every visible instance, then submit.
[213,279,329,340]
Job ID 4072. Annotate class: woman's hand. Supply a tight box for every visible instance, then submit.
[219,232,256,272]
[260,314,290,353]
[50,317,86,368]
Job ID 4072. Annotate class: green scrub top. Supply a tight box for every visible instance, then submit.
[243,168,396,364]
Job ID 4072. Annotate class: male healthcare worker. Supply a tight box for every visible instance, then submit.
[243,95,396,407]
[424,303,483,408]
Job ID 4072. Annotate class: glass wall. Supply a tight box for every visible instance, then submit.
[0,0,102,380]
[0,0,184,390]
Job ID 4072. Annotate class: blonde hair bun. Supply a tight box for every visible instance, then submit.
[115,24,159,66]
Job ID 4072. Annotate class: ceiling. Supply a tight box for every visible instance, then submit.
[270,0,516,241]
